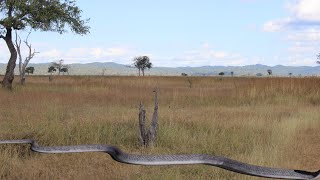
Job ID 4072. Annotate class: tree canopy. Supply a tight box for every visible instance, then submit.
[133,56,152,76]
[50,60,70,75]
[48,65,56,73]
[267,69,272,75]
[0,0,90,35]
[25,66,34,74]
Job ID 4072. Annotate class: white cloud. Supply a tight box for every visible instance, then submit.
[286,28,320,41]
[0,44,137,64]
[97,47,128,57]
[287,0,320,21]
[287,56,317,66]
[285,27,320,59]
[0,38,159,65]
[38,49,62,59]
[262,18,292,32]
[263,0,320,66]
[172,43,246,66]
[263,0,320,32]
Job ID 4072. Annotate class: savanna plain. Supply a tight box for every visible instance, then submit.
[0,76,319,180]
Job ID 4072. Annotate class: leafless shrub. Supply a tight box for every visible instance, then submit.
[138,89,159,147]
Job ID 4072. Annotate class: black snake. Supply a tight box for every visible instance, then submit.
[0,139,319,179]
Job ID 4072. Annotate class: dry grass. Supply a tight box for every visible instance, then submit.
[0,75,319,180]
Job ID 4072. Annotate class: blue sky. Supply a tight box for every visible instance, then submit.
[1,0,320,67]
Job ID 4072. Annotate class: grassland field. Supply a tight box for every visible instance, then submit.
[0,75,319,180]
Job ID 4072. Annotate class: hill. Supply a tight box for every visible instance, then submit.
[0,62,319,76]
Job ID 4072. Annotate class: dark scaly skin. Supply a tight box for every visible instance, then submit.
[0,139,319,179]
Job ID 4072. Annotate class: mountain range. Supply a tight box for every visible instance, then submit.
[0,62,320,76]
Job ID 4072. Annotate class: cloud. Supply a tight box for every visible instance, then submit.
[0,44,137,64]
[262,18,293,32]
[286,28,320,41]
[287,0,320,21]
[38,49,62,59]
[263,0,320,66]
[263,0,320,32]
[171,43,246,66]
[38,46,134,64]
[287,55,317,66]
[91,47,128,58]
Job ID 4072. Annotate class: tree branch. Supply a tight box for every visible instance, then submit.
[15,30,39,82]
[147,89,159,147]
[15,30,23,76]
[24,31,31,44]
[15,31,21,47]
[24,36,39,66]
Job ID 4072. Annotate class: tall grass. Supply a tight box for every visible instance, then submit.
[0,76,319,179]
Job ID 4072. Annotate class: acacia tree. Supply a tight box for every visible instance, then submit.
[48,59,69,76]
[317,53,320,64]
[133,56,141,76]
[48,65,56,82]
[25,66,34,75]
[51,59,63,75]
[60,67,69,75]
[48,66,56,74]
[0,0,89,89]
[133,56,152,76]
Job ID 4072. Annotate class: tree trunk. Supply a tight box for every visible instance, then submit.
[2,28,17,90]
[142,69,145,76]
[49,73,53,82]
[18,54,23,85]
[20,63,27,86]
[20,72,26,85]
[138,69,141,76]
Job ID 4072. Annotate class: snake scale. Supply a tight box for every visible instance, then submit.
[0,139,319,179]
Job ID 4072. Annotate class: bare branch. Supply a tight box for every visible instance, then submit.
[15,30,23,76]
[22,32,39,67]
[23,31,32,46]
[147,88,159,147]
[138,89,159,147]
[138,103,147,146]
[14,30,21,47]
[14,31,39,85]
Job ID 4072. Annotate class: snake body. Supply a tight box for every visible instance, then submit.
[0,139,319,179]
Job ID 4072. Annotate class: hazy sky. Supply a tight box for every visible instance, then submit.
[1,0,320,67]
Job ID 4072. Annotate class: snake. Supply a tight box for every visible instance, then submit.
[0,139,319,179]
